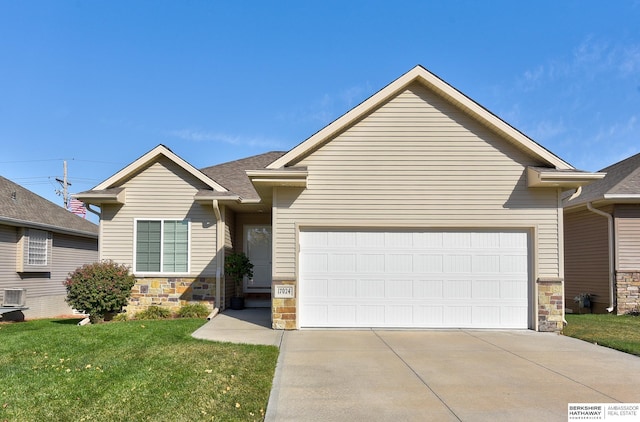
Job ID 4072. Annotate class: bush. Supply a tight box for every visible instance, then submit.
[177,303,210,318]
[112,312,129,322]
[136,305,172,320]
[64,261,136,323]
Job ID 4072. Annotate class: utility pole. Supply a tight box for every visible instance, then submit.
[55,160,71,209]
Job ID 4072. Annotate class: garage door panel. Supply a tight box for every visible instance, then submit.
[300,230,529,329]
[387,253,413,272]
[443,255,472,272]
[413,232,443,248]
[359,305,385,324]
[386,279,413,298]
[414,255,443,272]
[444,280,472,298]
[501,255,527,272]
[473,280,501,299]
[328,231,356,247]
[358,279,384,298]
[330,305,357,325]
[301,253,328,272]
[415,306,444,325]
[358,254,385,272]
[414,279,444,298]
[327,279,356,297]
[473,255,501,272]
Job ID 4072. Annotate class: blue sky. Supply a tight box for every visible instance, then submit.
[2,1,640,219]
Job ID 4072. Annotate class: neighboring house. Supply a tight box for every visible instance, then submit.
[75,65,603,332]
[563,152,640,315]
[0,176,99,320]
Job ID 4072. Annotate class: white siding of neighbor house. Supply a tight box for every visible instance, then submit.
[99,156,218,277]
[272,83,560,280]
[0,224,98,318]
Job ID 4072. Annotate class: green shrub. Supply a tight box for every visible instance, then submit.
[112,312,129,322]
[64,261,136,323]
[136,305,172,320]
[177,303,210,318]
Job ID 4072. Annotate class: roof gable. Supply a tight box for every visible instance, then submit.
[94,144,226,192]
[564,151,640,207]
[0,176,98,237]
[267,65,573,170]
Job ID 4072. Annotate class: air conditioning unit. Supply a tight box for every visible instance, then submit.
[3,288,26,307]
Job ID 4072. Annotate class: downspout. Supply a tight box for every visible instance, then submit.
[212,200,224,312]
[586,202,616,312]
[85,204,101,218]
[558,188,567,326]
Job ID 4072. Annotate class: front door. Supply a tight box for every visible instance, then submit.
[244,225,272,293]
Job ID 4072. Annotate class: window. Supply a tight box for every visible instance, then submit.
[135,220,189,273]
[27,229,48,266]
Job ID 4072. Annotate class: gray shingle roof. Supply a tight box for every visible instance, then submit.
[564,151,640,206]
[0,176,98,237]
[200,151,286,200]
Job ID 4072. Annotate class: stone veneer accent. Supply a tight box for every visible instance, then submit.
[127,277,215,315]
[272,280,296,330]
[616,271,640,315]
[537,277,564,332]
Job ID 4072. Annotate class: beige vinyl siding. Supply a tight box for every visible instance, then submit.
[225,207,235,250]
[272,83,560,279]
[615,205,640,271]
[564,208,610,310]
[100,157,218,277]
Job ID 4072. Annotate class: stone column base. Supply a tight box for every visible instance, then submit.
[537,277,564,332]
[272,280,296,330]
[616,271,640,315]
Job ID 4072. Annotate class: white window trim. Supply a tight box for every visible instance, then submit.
[133,218,191,276]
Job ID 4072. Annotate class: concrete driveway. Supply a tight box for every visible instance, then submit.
[193,310,640,421]
[265,329,640,422]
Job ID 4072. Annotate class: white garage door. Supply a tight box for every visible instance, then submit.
[299,230,529,329]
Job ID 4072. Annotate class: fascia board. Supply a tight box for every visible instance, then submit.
[603,194,640,200]
[246,169,308,187]
[72,189,126,205]
[527,167,606,188]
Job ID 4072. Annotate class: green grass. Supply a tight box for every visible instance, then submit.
[563,313,640,357]
[0,318,278,421]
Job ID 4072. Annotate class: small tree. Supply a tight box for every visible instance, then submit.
[225,252,253,297]
[64,260,136,323]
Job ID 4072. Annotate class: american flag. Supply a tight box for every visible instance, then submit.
[69,198,87,218]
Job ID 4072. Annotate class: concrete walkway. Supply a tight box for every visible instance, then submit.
[191,308,283,347]
[193,309,640,421]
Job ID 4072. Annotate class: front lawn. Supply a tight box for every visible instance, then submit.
[0,318,278,421]
[563,313,640,357]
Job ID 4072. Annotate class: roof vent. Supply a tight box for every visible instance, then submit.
[3,289,26,307]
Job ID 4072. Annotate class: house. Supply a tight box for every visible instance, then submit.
[563,152,640,315]
[0,176,99,320]
[75,65,603,331]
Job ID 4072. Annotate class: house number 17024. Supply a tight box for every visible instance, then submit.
[274,285,295,298]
